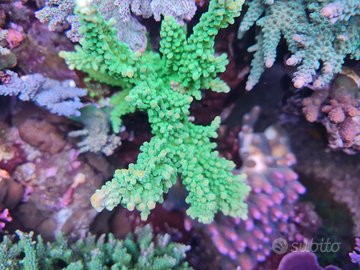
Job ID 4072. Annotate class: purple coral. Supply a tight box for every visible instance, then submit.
[0,70,87,117]
[187,107,306,270]
[350,238,360,265]
[278,252,342,270]
[0,208,12,231]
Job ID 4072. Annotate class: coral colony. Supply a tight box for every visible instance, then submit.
[1,0,360,269]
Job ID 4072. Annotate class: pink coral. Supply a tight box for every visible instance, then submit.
[5,28,23,49]
[187,107,307,270]
[338,117,357,147]
[0,208,12,231]
[300,72,360,153]
[302,90,328,122]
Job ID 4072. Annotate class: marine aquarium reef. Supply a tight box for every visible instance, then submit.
[1,0,360,269]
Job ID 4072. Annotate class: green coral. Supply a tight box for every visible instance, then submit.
[0,225,192,270]
[60,0,249,224]
[110,88,136,134]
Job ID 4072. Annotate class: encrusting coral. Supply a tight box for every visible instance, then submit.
[277,251,341,270]
[59,0,250,224]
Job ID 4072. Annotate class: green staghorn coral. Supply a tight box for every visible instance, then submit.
[0,224,192,269]
[59,0,250,224]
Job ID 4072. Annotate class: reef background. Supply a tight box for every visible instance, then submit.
[0,0,360,269]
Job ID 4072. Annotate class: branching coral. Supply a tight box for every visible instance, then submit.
[0,224,193,269]
[35,0,147,51]
[115,0,197,23]
[109,88,137,134]
[238,0,360,90]
[301,70,360,153]
[321,0,360,23]
[69,105,121,156]
[60,0,250,224]
[187,107,306,270]
[0,70,87,117]
[238,0,308,90]
[35,0,196,52]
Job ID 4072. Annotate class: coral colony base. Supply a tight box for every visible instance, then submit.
[0,0,359,269]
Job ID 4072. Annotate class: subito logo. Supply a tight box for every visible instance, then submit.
[272,238,288,254]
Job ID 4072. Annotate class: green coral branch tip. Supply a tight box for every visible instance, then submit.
[60,0,250,224]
